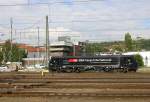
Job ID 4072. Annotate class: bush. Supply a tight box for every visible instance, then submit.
[134,54,144,67]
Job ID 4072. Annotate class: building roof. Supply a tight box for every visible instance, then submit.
[18,44,46,52]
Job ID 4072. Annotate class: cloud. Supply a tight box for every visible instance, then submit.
[11,27,82,45]
[0,0,26,4]
[0,0,150,44]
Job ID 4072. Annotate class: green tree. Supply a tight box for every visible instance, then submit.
[0,51,3,65]
[2,40,27,62]
[125,33,133,51]
[134,54,144,67]
[2,40,11,62]
[19,49,27,61]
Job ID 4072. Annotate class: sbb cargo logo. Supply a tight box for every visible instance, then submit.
[67,58,112,63]
[68,59,78,63]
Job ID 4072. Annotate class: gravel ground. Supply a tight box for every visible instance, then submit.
[137,68,150,73]
[0,97,149,102]
[0,72,150,102]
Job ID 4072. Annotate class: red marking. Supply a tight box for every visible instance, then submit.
[68,59,78,63]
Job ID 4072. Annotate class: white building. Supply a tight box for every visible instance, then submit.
[123,51,150,67]
[50,41,73,56]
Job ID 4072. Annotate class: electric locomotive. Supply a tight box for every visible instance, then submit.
[48,55,138,73]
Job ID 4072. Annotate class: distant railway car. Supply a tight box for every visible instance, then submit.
[48,55,138,73]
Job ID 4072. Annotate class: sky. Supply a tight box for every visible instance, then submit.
[0,0,150,45]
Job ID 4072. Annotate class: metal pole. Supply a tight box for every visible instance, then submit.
[73,43,75,56]
[19,32,21,62]
[37,27,40,59]
[10,18,13,62]
[46,15,49,67]
[83,42,86,56]
[19,32,21,44]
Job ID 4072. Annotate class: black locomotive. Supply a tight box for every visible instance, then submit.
[48,55,138,73]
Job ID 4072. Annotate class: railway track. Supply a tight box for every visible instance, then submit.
[0,72,150,97]
[1,92,150,97]
[0,89,150,97]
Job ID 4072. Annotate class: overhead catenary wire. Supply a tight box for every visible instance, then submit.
[1,17,150,32]
[15,18,44,30]
[10,16,150,31]
[0,0,149,44]
[1,16,150,25]
[0,0,150,31]
[9,28,150,34]
[0,0,105,7]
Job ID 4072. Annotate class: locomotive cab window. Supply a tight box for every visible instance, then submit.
[127,59,132,64]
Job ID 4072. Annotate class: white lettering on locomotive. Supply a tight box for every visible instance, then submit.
[78,59,112,62]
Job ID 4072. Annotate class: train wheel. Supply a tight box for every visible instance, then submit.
[104,67,111,72]
[75,68,81,73]
[66,67,73,73]
[123,68,128,73]
[56,69,61,73]
[119,68,124,73]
